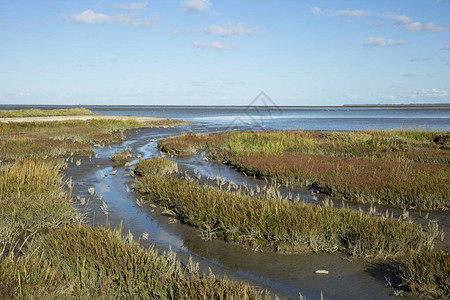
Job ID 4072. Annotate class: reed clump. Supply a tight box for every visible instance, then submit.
[158,130,450,210]
[111,149,133,163]
[134,167,437,257]
[0,224,269,299]
[0,158,80,248]
[134,158,178,176]
[399,251,449,298]
[0,108,94,118]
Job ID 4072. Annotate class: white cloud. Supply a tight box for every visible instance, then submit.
[205,22,258,37]
[406,22,449,32]
[192,40,208,48]
[181,0,211,13]
[71,10,112,24]
[383,13,412,26]
[114,2,149,10]
[403,73,417,77]
[69,9,158,27]
[211,41,232,50]
[0,22,7,28]
[410,57,431,62]
[332,9,369,18]
[440,45,450,50]
[409,88,448,98]
[363,37,410,47]
[383,12,448,32]
[310,7,322,15]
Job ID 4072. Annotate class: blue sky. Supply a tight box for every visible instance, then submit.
[0,0,449,106]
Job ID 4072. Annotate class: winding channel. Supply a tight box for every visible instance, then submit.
[65,122,448,300]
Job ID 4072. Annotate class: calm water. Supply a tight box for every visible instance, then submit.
[1,105,449,131]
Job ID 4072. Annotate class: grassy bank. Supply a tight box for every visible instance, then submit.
[0,109,268,299]
[158,130,450,210]
[399,251,449,298]
[0,108,94,118]
[0,224,268,299]
[0,158,80,249]
[134,159,438,257]
[0,118,187,161]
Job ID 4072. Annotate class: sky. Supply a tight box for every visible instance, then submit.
[0,0,450,106]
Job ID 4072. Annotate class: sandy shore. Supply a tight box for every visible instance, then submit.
[0,115,168,123]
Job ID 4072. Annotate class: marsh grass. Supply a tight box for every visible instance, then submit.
[0,108,94,118]
[158,130,450,210]
[399,251,449,298]
[0,224,269,299]
[134,157,178,176]
[111,149,133,163]
[0,158,80,248]
[0,118,178,161]
[134,161,438,257]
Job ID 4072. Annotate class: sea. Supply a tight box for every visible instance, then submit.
[1,104,449,131]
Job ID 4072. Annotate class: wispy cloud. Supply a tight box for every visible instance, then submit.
[409,88,448,98]
[440,45,450,50]
[310,7,369,18]
[192,41,236,50]
[205,22,258,37]
[383,13,412,26]
[403,73,417,77]
[331,9,369,18]
[343,93,362,100]
[114,2,149,10]
[383,12,449,32]
[363,37,410,47]
[211,41,233,50]
[181,0,211,13]
[71,10,112,24]
[166,29,185,36]
[310,7,323,15]
[68,9,159,27]
[406,22,449,32]
[0,22,7,28]
[192,41,208,48]
[410,57,431,62]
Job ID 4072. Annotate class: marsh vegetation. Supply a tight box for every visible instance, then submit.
[158,130,449,210]
[0,109,265,299]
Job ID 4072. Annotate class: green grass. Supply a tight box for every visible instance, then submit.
[0,118,184,161]
[0,158,80,248]
[0,224,268,299]
[0,108,94,118]
[134,159,438,258]
[134,157,178,176]
[0,110,268,299]
[158,130,450,210]
[399,251,449,298]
